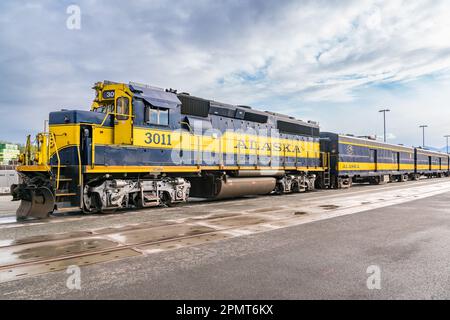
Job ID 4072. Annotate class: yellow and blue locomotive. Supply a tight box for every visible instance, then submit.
[12,81,328,219]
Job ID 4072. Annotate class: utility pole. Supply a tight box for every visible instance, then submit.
[445,135,450,154]
[378,109,390,142]
[419,125,428,148]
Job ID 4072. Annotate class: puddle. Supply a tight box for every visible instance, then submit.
[294,211,308,215]
[138,232,230,252]
[111,224,216,246]
[186,212,241,221]
[0,248,140,283]
[0,216,17,225]
[206,215,269,228]
[319,205,340,210]
[0,238,119,267]
[0,231,94,248]
[248,207,285,213]
[93,220,178,235]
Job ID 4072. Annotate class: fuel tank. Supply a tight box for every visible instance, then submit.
[189,176,276,199]
[214,177,276,199]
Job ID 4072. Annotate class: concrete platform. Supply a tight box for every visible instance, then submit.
[1,178,450,299]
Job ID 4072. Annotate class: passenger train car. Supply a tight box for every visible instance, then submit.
[414,148,450,178]
[11,81,328,219]
[320,133,449,188]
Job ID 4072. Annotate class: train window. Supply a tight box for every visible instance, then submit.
[145,106,169,126]
[159,109,169,125]
[116,97,129,120]
[94,104,114,114]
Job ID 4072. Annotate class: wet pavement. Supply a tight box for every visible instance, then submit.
[0,178,450,298]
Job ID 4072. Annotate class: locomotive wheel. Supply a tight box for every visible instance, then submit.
[291,181,301,193]
[160,191,174,207]
[274,183,284,195]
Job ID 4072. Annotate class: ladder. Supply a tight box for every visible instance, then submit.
[52,165,80,210]
[321,152,331,188]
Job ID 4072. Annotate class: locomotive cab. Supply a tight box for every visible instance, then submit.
[91,81,134,145]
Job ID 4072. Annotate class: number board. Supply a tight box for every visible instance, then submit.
[102,90,115,100]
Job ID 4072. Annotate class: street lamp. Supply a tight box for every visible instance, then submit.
[445,135,450,154]
[419,125,428,148]
[378,109,390,142]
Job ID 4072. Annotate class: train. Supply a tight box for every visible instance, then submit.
[10,81,450,220]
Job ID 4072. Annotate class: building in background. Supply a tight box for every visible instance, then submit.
[0,166,18,194]
[0,144,19,194]
[0,143,20,165]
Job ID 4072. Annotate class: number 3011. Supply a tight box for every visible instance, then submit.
[145,132,172,145]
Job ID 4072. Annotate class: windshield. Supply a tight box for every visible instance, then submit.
[94,104,114,114]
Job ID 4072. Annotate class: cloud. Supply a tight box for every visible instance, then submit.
[1,0,450,147]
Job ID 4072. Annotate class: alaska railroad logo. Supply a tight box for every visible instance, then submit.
[346,145,354,155]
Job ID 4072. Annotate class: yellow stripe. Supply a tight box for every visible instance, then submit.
[132,127,321,158]
[339,162,414,171]
[53,124,321,159]
[417,165,448,170]
[17,165,50,172]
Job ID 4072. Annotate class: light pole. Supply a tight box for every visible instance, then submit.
[379,109,390,142]
[445,135,450,154]
[419,125,428,148]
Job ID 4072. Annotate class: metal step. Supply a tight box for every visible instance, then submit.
[55,192,77,197]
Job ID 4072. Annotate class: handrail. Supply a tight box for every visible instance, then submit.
[25,135,31,166]
[76,144,83,187]
[197,136,201,168]
[50,132,61,190]
[180,121,194,134]
[98,111,135,128]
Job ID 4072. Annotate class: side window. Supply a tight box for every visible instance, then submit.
[159,108,169,125]
[145,105,169,126]
[116,97,129,120]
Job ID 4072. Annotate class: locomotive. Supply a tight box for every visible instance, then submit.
[11,81,449,220]
[11,81,326,219]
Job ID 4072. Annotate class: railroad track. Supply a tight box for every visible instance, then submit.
[1,179,450,284]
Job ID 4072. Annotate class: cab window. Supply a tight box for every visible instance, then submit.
[145,106,169,126]
[116,97,130,120]
[94,104,114,114]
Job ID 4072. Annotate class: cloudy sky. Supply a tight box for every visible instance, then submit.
[1,0,450,148]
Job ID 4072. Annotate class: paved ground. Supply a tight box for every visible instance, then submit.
[1,179,450,299]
